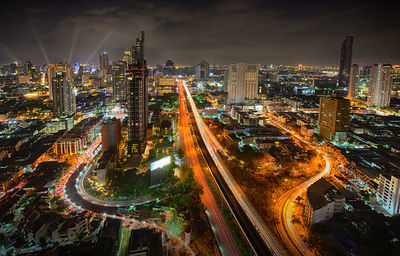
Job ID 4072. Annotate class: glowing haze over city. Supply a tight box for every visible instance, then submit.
[0,0,399,256]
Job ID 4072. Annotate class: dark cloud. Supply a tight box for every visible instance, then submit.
[0,0,399,66]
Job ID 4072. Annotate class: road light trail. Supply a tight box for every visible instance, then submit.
[267,115,332,256]
[181,80,285,256]
[178,82,240,256]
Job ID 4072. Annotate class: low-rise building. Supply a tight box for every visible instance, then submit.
[306,178,345,224]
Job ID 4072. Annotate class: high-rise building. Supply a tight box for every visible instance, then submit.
[367,63,393,108]
[112,61,126,102]
[48,64,75,117]
[338,36,354,90]
[392,65,400,97]
[348,64,359,99]
[101,118,121,155]
[195,60,209,81]
[377,173,400,216]
[318,94,350,144]
[126,31,148,154]
[348,64,371,100]
[100,52,109,71]
[47,63,72,100]
[227,63,258,104]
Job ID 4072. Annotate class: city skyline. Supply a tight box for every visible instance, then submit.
[0,0,400,66]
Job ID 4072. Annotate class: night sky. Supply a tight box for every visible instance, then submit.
[0,0,399,66]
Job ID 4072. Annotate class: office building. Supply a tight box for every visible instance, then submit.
[338,36,354,90]
[101,118,121,155]
[392,65,400,97]
[126,31,148,154]
[47,63,72,100]
[318,94,350,144]
[227,63,258,104]
[112,61,126,102]
[377,173,400,216]
[348,64,371,100]
[100,52,109,73]
[195,60,209,81]
[348,64,359,99]
[367,63,393,108]
[48,64,75,117]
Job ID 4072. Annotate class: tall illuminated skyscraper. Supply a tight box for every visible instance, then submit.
[112,61,126,102]
[338,36,354,90]
[47,63,72,100]
[227,63,258,104]
[318,94,350,144]
[126,31,148,154]
[48,63,75,117]
[367,63,393,108]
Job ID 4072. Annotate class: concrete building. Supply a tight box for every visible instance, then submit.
[318,94,350,144]
[306,178,345,224]
[227,63,258,104]
[367,63,393,108]
[54,117,102,155]
[377,173,400,215]
[195,60,209,81]
[48,63,75,117]
[101,118,121,155]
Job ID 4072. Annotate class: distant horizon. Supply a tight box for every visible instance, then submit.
[1,0,399,66]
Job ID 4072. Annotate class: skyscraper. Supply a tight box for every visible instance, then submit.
[126,31,148,154]
[318,94,350,144]
[348,64,359,99]
[48,63,75,117]
[112,61,126,102]
[367,63,393,108]
[195,60,209,81]
[338,36,354,90]
[47,63,72,100]
[348,64,371,100]
[100,52,109,71]
[227,63,258,104]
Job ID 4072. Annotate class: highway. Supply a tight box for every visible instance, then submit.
[178,82,240,256]
[181,80,284,256]
[267,115,332,256]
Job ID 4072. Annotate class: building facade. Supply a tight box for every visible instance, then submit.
[377,173,400,216]
[127,31,148,154]
[338,36,354,90]
[318,94,350,144]
[48,64,75,117]
[367,63,393,108]
[227,63,258,104]
[112,61,126,102]
[195,60,209,81]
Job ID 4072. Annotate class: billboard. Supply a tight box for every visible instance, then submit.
[150,156,171,171]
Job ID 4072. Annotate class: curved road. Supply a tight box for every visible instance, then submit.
[76,161,153,207]
[268,117,332,256]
